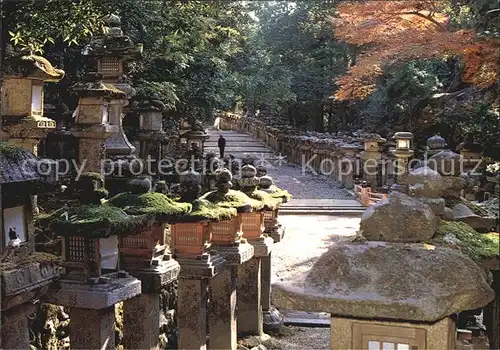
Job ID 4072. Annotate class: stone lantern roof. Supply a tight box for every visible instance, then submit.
[457,133,483,152]
[72,73,127,99]
[2,54,65,82]
[427,134,446,150]
[133,94,166,112]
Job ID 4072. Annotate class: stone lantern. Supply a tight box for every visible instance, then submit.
[392,132,414,178]
[361,133,386,189]
[44,173,142,349]
[180,120,209,156]
[426,134,446,157]
[457,133,484,172]
[106,186,192,349]
[1,54,64,155]
[273,172,495,350]
[71,73,124,173]
[134,94,167,160]
[1,145,60,349]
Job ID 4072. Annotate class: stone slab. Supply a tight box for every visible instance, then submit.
[211,242,254,265]
[46,272,141,309]
[177,253,226,279]
[1,262,60,296]
[248,237,274,257]
[125,259,180,293]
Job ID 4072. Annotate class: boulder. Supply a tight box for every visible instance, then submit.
[452,203,496,232]
[272,242,494,322]
[360,192,438,242]
[419,197,446,217]
[443,207,454,220]
[407,166,446,198]
[442,175,467,198]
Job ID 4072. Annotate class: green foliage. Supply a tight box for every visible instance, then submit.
[434,221,499,262]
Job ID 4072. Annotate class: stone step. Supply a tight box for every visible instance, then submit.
[279,209,364,216]
[281,310,330,327]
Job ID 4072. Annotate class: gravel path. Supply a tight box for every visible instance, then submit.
[262,326,330,349]
[271,215,360,286]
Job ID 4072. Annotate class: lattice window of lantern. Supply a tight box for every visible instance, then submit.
[67,236,86,262]
[211,217,241,242]
[121,231,149,249]
[241,213,264,231]
[99,57,121,76]
[172,223,204,247]
[353,323,425,350]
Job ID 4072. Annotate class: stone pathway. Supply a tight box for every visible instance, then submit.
[205,128,354,200]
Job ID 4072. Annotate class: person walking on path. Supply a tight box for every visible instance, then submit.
[218,134,226,158]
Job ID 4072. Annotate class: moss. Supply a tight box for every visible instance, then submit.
[79,172,104,181]
[0,252,60,271]
[247,190,282,210]
[269,187,292,203]
[444,197,489,216]
[200,189,263,211]
[107,192,191,221]
[178,199,237,222]
[0,141,26,158]
[433,221,499,262]
[46,204,150,238]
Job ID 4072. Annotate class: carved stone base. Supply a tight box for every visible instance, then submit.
[177,253,225,279]
[211,241,254,265]
[124,258,180,293]
[45,271,141,309]
[263,307,284,334]
[248,236,274,257]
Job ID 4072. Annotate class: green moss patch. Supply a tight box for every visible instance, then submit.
[433,221,499,262]
[178,199,237,223]
[107,192,191,221]
[269,187,292,203]
[444,197,489,217]
[0,252,60,272]
[46,204,151,238]
[247,190,282,210]
[0,142,26,158]
[200,189,263,211]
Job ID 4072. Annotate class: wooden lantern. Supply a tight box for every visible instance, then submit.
[210,216,243,244]
[171,222,210,258]
[61,235,120,281]
[119,222,167,267]
[240,211,265,240]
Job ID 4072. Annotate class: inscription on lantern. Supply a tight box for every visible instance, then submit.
[2,263,60,295]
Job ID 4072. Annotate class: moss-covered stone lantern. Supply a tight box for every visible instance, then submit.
[258,175,291,243]
[0,144,60,349]
[42,173,143,349]
[273,174,495,350]
[1,54,64,155]
[457,133,484,172]
[134,94,167,160]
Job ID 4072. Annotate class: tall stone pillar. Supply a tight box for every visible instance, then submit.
[209,241,254,349]
[176,254,226,350]
[69,306,116,349]
[122,258,180,350]
[0,303,35,349]
[237,256,263,335]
